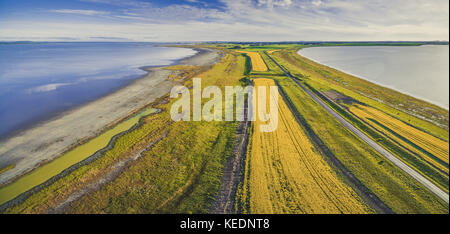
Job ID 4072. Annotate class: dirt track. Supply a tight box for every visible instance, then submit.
[210,94,249,214]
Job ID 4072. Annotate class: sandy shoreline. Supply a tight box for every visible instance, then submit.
[0,47,222,186]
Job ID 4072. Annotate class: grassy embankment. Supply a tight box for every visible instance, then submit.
[261,46,448,213]
[3,52,247,214]
[239,78,371,214]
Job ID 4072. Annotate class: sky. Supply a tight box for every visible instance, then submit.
[0,0,448,42]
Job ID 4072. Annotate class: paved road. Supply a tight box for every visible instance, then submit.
[265,52,449,204]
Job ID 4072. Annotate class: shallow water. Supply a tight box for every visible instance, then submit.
[0,42,196,138]
[0,107,158,205]
[298,45,449,109]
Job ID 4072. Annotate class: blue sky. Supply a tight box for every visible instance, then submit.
[0,0,448,41]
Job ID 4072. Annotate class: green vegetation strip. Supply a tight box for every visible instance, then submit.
[0,107,158,205]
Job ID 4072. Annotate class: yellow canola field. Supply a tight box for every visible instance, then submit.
[349,104,449,174]
[242,78,370,214]
[237,51,268,71]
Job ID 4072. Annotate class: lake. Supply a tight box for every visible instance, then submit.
[0,42,196,138]
[298,45,449,109]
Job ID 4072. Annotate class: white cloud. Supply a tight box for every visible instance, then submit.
[49,9,109,16]
[257,0,293,8]
[0,0,448,41]
[311,0,322,7]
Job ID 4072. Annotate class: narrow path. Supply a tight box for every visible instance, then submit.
[265,52,449,204]
[210,96,249,214]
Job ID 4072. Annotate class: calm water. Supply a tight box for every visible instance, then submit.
[298,45,449,109]
[0,42,196,138]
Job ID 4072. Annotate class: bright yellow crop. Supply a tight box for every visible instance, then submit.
[241,78,371,214]
[350,104,449,174]
[237,51,268,72]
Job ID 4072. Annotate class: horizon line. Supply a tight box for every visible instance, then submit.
[1,40,449,43]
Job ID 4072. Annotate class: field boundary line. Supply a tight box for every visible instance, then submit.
[210,93,250,214]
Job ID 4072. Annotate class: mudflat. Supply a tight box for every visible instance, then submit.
[0,48,222,186]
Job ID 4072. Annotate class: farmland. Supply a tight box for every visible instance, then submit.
[349,104,449,174]
[267,48,449,191]
[272,76,446,213]
[238,78,371,214]
[228,44,448,213]
[263,46,448,213]
[236,51,268,72]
